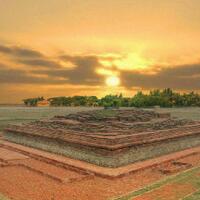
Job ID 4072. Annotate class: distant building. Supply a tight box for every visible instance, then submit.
[37,99,50,107]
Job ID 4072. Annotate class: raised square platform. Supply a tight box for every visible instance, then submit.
[3,109,200,167]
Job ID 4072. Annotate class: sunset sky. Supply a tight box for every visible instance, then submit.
[0,0,200,103]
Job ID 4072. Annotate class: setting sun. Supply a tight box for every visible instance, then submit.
[105,76,120,87]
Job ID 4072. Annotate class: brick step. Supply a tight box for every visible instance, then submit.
[0,140,200,178]
[14,159,91,183]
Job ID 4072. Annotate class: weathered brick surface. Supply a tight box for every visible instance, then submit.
[0,147,29,161]
[3,109,200,167]
[5,123,200,150]
[1,140,200,178]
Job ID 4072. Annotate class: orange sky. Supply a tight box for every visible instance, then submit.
[0,0,200,103]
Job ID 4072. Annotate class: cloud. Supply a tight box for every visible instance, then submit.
[121,63,200,90]
[0,63,66,85]
[58,55,103,84]
[31,54,104,85]
[17,58,62,68]
[0,44,65,69]
[0,53,104,85]
[1,44,200,91]
[0,45,43,58]
[0,45,105,86]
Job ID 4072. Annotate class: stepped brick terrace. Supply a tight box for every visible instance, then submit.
[3,109,200,168]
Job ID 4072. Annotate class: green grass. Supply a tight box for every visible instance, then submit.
[113,167,200,200]
[183,190,200,200]
[0,194,9,200]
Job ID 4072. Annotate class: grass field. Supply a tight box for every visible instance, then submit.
[114,166,200,200]
[1,106,200,131]
[152,107,200,121]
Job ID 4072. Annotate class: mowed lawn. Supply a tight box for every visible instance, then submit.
[114,166,200,200]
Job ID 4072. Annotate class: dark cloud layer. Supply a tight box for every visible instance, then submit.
[1,44,200,90]
[0,45,102,85]
[0,45,62,69]
[121,63,200,90]
[31,55,103,85]
[0,45,43,58]
[17,58,62,68]
[59,55,102,84]
[0,45,104,85]
[0,63,68,85]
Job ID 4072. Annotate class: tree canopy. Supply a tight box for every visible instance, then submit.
[23,89,200,107]
[23,97,44,106]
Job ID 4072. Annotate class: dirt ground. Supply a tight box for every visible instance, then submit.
[0,141,200,200]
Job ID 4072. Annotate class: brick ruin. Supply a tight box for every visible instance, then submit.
[3,109,200,167]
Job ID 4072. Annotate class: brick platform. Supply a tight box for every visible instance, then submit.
[3,109,200,167]
[0,147,29,161]
[1,140,200,178]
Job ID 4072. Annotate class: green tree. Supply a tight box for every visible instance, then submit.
[130,91,148,107]
[100,94,122,108]
[23,97,44,106]
[86,96,99,106]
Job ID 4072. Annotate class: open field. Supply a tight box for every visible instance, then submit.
[150,107,200,121]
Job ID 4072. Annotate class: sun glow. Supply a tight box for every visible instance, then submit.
[105,76,120,87]
[114,53,150,70]
[99,53,153,72]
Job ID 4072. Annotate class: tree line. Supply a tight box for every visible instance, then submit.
[23,88,200,107]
